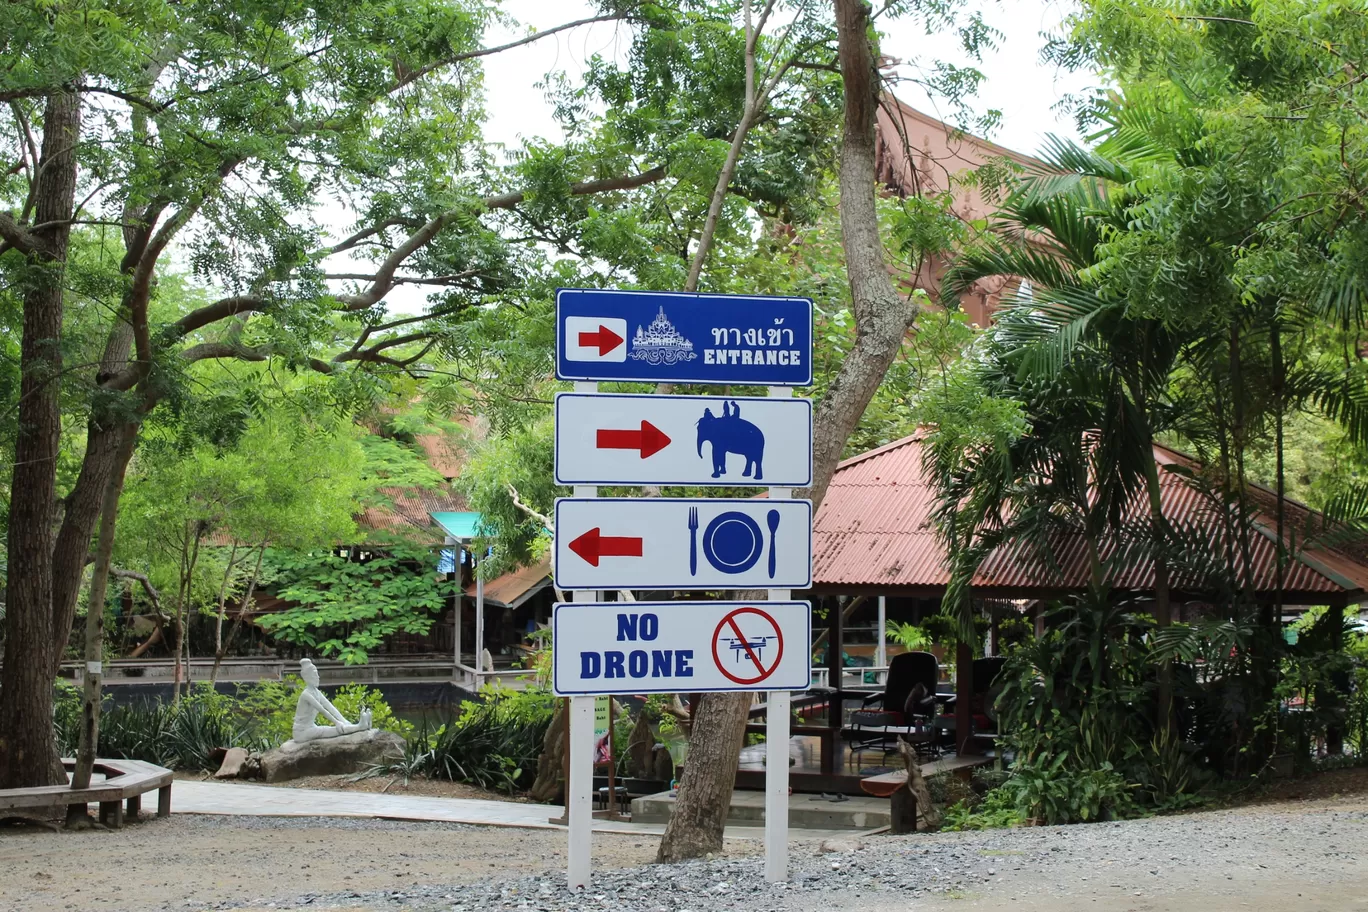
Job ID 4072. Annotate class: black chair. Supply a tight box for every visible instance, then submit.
[846,652,940,760]
[936,656,1009,751]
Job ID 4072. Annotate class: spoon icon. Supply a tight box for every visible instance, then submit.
[766,509,780,579]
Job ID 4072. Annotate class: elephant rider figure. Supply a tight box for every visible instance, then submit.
[292,658,373,742]
[696,400,765,481]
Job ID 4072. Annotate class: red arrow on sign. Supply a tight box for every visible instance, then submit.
[596,421,672,458]
[567,527,644,567]
[577,324,624,356]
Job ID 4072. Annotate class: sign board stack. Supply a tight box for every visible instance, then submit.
[552,288,814,888]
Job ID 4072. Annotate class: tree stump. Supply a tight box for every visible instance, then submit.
[897,740,940,831]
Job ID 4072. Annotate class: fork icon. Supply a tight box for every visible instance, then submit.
[687,506,699,576]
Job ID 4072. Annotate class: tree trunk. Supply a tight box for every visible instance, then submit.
[529,700,569,803]
[211,543,266,684]
[210,542,240,683]
[657,0,918,860]
[172,524,204,702]
[656,692,753,861]
[0,88,82,789]
[68,431,137,823]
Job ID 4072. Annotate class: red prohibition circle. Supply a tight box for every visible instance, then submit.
[711,607,785,686]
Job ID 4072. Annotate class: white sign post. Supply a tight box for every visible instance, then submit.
[765,385,794,883]
[553,289,814,889]
[567,381,598,892]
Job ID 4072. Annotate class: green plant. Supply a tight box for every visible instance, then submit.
[1007,759,1140,824]
[942,787,1025,831]
[258,542,460,665]
[885,620,932,651]
[366,685,555,793]
[233,677,412,743]
[68,685,268,771]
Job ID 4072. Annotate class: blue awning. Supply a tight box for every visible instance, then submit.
[431,511,483,540]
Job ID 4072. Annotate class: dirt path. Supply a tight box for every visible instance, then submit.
[4,779,1367,912]
[0,816,743,912]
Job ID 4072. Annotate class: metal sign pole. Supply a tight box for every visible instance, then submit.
[568,380,598,891]
[765,384,792,883]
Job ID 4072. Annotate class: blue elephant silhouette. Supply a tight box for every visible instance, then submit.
[697,401,765,480]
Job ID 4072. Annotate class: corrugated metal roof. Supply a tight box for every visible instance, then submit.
[357,486,470,540]
[466,558,552,609]
[811,432,1368,603]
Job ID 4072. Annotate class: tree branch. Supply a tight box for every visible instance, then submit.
[0,212,38,255]
[333,166,666,309]
[323,269,481,286]
[173,295,267,335]
[507,483,552,529]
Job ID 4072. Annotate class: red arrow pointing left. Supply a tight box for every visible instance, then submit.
[577,324,624,356]
[567,527,643,567]
[596,421,672,458]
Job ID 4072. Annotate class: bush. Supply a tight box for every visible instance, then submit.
[56,685,267,771]
[52,679,409,771]
[373,685,555,793]
[234,677,412,744]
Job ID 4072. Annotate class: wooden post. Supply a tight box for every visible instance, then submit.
[126,793,141,820]
[876,596,887,669]
[827,597,844,732]
[157,784,171,817]
[955,639,973,755]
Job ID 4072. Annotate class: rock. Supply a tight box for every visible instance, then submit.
[819,838,865,854]
[259,729,405,782]
[214,747,250,779]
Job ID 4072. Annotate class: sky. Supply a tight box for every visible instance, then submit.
[478,0,1096,158]
[336,0,1100,313]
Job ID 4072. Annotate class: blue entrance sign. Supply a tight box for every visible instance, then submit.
[556,288,813,386]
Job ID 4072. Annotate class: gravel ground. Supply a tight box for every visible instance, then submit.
[3,786,1367,912]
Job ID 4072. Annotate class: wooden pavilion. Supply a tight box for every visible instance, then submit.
[778,430,1368,792]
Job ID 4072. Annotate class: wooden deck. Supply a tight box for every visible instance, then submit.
[734,733,992,795]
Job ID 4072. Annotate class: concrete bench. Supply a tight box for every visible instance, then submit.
[0,758,172,828]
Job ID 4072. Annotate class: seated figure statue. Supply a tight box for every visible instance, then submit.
[292,658,373,742]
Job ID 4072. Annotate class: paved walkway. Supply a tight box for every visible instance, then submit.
[172,781,871,840]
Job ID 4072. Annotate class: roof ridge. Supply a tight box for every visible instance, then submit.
[833,431,926,472]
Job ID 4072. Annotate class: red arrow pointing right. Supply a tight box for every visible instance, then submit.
[596,421,672,458]
[567,527,644,567]
[577,324,624,356]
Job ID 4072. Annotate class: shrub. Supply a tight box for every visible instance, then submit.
[370,685,555,793]
[52,679,408,771]
[234,677,412,744]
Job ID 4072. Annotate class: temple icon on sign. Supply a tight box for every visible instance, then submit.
[630,307,696,365]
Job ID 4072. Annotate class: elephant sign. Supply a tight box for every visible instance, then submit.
[553,392,812,487]
[697,401,766,480]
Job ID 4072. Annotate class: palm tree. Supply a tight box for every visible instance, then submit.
[929,119,1190,724]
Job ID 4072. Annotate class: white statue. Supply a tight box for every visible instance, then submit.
[292,658,373,742]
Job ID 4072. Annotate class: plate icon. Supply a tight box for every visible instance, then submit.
[702,511,764,574]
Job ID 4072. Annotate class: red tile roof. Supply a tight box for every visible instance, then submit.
[811,432,1368,604]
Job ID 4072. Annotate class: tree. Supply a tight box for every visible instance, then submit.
[657,0,993,861]
[0,0,709,789]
